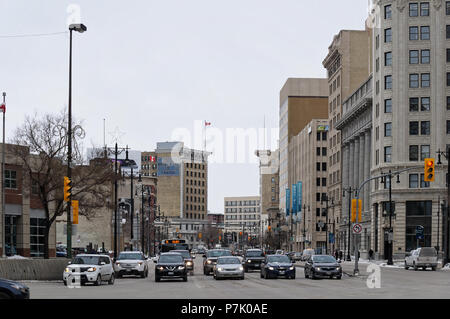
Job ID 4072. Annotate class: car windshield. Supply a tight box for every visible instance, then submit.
[159,255,183,263]
[419,248,437,257]
[72,256,101,265]
[217,257,240,265]
[246,251,264,257]
[313,255,336,263]
[267,255,290,263]
[117,253,143,260]
[172,250,191,258]
[208,250,232,257]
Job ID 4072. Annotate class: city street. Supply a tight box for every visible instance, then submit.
[22,257,450,299]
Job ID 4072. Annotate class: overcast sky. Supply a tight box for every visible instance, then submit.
[0,0,369,214]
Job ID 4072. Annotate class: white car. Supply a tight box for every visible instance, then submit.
[63,254,115,286]
[404,247,438,271]
[213,256,245,280]
[114,251,148,278]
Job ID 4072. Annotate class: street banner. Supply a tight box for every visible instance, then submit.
[297,181,302,219]
[285,188,290,216]
[292,183,297,216]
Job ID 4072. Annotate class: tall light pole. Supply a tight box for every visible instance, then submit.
[1,92,6,258]
[66,23,87,259]
[437,148,450,265]
[343,187,354,261]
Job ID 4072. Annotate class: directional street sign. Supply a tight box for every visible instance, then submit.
[416,225,424,240]
[352,223,362,234]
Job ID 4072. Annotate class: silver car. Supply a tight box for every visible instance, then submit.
[404,247,438,271]
[114,251,148,278]
[213,256,245,280]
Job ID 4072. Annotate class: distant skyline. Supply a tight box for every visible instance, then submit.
[0,0,370,213]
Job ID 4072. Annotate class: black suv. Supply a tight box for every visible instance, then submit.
[154,253,188,282]
[243,249,265,272]
[172,250,195,275]
[203,249,232,275]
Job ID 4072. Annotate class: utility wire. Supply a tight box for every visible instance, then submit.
[0,31,68,39]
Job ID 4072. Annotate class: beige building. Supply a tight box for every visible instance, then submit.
[224,196,261,244]
[255,149,279,237]
[322,29,372,255]
[288,120,330,253]
[279,78,329,216]
[369,0,449,259]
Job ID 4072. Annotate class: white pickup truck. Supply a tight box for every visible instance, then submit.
[404,247,438,271]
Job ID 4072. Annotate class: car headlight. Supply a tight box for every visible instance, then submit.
[10,284,27,293]
[64,268,70,273]
[268,267,274,271]
[157,266,164,271]
[115,262,121,265]
[289,266,294,270]
[337,266,341,270]
[217,267,224,272]
[207,260,212,264]
[186,261,193,265]
[178,266,185,270]
[247,260,251,263]
[138,262,143,265]
[87,267,97,272]
[315,267,321,271]
[239,266,244,271]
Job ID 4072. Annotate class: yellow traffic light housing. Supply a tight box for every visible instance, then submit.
[72,200,79,224]
[424,158,435,182]
[351,199,362,223]
[64,176,72,202]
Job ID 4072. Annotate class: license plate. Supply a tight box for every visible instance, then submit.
[326,272,331,275]
[279,271,285,274]
[168,272,174,275]
[126,269,131,272]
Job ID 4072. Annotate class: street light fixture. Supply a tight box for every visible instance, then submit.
[66,23,87,259]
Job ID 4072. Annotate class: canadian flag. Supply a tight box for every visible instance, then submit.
[204,121,211,126]
[0,103,5,113]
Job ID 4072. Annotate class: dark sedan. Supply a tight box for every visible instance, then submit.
[172,250,195,275]
[243,249,265,272]
[0,279,30,299]
[260,255,296,279]
[154,253,188,282]
[304,255,342,279]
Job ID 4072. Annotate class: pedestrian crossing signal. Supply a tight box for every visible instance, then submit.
[424,158,435,182]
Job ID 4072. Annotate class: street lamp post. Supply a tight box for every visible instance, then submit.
[66,23,87,260]
[343,187,354,262]
[1,92,5,258]
[437,148,450,266]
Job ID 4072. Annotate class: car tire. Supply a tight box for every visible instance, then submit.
[108,273,115,285]
[311,271,316,280]
[155,275,160,282]
[183,276,188,282]
[291,275,296,280]
[336,275,342,280]
[145,269,149,278]
[260,272,264,278]
[94,275,102,286]
[413,262,418,271]
[240,276,245,280]
[63,280,67,286]
[432,266,436,271]
[0,292,11,299]
[304,271,308,278]
[140,271,145,278]
[117,273,122,279]
[203,268,208,275]
[404,261,409,270]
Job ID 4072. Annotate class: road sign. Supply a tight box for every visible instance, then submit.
[352,223,362,234]
[416,225,424,240]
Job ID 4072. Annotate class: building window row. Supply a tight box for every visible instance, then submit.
[409,145,430,161]
[409,26,430,41]
[409,3,430,17]
[409,73,430,88]
[409,121,430,135]
[410,49,430,64]
[410,97,430,112]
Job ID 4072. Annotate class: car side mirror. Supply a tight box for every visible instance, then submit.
[100,262,106,265]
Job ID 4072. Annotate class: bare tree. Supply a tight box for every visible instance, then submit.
[10,110,114,259]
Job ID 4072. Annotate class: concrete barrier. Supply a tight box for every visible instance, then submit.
[0,258,71,281]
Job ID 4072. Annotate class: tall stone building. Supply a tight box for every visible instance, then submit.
[224,196,261,245]
[369,0,449,259]
[288,120,330,253]
[279,78,329,216]
[322,29,372,256]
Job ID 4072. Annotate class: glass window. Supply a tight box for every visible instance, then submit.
[421,121,430,135]
[410,74,419,88]
[409,174,419,188]
[385,5,392,19]
[322,162,327,171]
[5,170,17,189]
[447,1,450,15]
[384,146,392,163]
[421,73,430,87]
[447,49,450,63]
[447,25,450,39]
[385,52,392,66]
[384,122,392,137]
[316,147,321,156]
[410,3,419,16]
[385,99,392,113]
[376,57,380,72]
[421,97,430,111]
[30,218,45,257]
[421,145,430,160]
[420,26,430,40]
[409,145,419,161]
[385,75,392,89]
[447,120,450,134]
[447,73,450,86]
[420,174,430,188]
[376,34,379,49]
[421,2,430,16]
[316,162,321,171]
[385,28,392,42]
[410,98,419,112]
[410,50,419,64]
[410,26,419,40]
[447,96,450,110]
[410,121,419,135]
[322,147,327,156]
[421,50,430,64]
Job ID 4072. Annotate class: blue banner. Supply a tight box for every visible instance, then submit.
[285,188,290,216]
[292,183,297,216]
[297,181,302,222]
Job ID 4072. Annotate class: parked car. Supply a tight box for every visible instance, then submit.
[0,279,30,299]
[114,251,148,278]
[154,252,188,282]
[243,249,265,272]
[213,256,245,280]
[63,254,115,286]
[404,247,438,271]
[301,248,315,261]
[172,250,195,275]
[304,255,342,279]
[260,254,295,279]
[203,249,233,275]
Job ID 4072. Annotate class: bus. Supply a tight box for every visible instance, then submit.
[160,239,190,253]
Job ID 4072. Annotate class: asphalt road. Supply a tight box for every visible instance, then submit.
[22,256,450,299]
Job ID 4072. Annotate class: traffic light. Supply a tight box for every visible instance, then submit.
[424,158,435,182]
[64,177,72,202]
[351,199,362,223]
[72,200,79,224]
[268,225,271,232]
